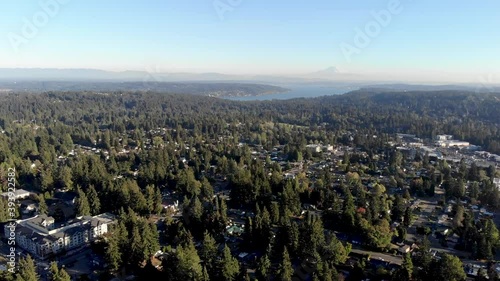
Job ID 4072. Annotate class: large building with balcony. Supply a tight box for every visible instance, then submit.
[4,213,115,259]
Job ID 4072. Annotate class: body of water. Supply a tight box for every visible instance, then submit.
[226,84,357,101]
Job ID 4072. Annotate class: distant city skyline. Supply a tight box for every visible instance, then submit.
[1,0,500,83]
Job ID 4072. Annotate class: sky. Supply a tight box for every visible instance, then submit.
[1,0,499,83]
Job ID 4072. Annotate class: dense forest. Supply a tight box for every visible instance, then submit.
[0,89,499,281]
[0,82,289,97]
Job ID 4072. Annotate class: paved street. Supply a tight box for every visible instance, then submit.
[350,248,402,265]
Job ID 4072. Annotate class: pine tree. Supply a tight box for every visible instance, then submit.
[130,224,146,264]
[49,262,70,281]
[270,202,280,224]
[175,239,203,281]
[202,266,210,281]
[145,185,156,214]
[86,185,100,215]
[141,221,160,259]
[105,236,122,272]
[153,186,163,214]
[342,187,356,230]
[320,262,335,281]
[394,253,413,281]
[115,221,129,258]
[56,268,70,281]
[0,269,14,281]
[220,244,240,281]
[403,207,413,227]
[201,178,214,200]
[200,231,218,274]
[75,187,90,216]
[218,197,228,225]
[256,254,271,281]
[243,217,254,247]
[277,247,293,281]
[38,196,48,215]
[16,255,38,281]
[56,166,73,190]
[49,262,58,281]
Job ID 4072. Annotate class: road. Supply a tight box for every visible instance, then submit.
[59,248,93,278]
[350,248,402,265]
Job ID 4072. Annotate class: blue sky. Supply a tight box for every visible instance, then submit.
[1,0,499,82]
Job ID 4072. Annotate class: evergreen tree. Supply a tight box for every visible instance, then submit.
[153,186,163,214]
[277,247,293,281]
[49,262,70,281]
[105,236,122,272]
[86,185,100,215]
[174,239,203,281]
[0,270,14,281]
[75,187,90,216]
[220,245,240,281]
[141,221,160,259]
[342,187,356,230]
[16,255,38,281]
[256,254,271,281]
[200,231,218,276]
[130,224,146,264]
[394,253,413,281]
[38,196,48,215]
[403,207,413,227]
[202,266,210,281]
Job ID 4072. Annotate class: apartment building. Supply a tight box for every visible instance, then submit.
[4,213,115,259]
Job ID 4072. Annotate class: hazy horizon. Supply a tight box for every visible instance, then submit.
[1,0,500,84]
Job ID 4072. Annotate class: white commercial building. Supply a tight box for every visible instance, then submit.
[4,213,115,259]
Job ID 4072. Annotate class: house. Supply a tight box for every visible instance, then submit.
[226,224,244,236]
[435,140,470,148]
[356,207,366,214]
[398,245,411,254]
[323,145,334,152]
[19,200,38,215]
[436,135,453,141]
[306,144,322,153]
[162,199,179,213]
[54,191,78,205]
[1,189,31,200]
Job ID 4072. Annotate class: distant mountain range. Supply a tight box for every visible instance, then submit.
[0,68,499,96]
[0,67,362,83]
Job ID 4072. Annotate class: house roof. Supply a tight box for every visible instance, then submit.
[54,191,78,202]
[1,189,30,198]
